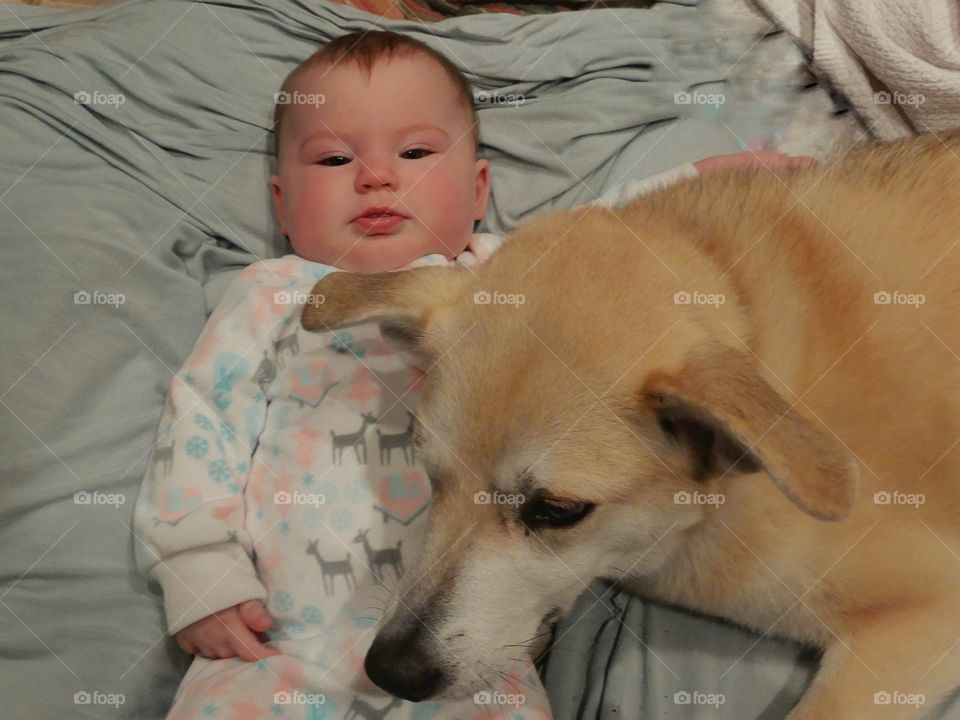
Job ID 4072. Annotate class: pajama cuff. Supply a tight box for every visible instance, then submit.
[591,162,700,208]
[150,542,269,635]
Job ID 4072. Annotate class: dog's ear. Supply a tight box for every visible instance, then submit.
[301,267,469,363]
[642,344,859,521]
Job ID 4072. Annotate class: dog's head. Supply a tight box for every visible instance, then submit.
[301,206,859,702]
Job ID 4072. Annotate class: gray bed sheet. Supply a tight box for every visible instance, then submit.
[0,0,873,717]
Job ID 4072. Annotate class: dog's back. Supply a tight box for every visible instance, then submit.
[622,132,960,496]
[611,134,960,632]
[641,131,960,294]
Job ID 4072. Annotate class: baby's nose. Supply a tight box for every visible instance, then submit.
[355,160,398,192]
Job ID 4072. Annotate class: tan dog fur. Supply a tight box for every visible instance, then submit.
[302,132,960,718]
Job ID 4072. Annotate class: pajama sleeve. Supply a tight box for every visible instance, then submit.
[133,264,295,635]
[592,163,700,208]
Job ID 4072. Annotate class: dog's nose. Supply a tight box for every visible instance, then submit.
[364,625,448,702]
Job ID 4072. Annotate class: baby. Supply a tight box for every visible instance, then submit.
[134,29,813,720]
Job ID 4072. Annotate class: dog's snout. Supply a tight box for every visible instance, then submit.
[364,624,449,702]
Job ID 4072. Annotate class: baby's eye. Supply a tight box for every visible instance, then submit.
[317,155,351,167]
[401,148,433,160]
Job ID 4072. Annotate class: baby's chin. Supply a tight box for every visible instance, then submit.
[296,229,468,273]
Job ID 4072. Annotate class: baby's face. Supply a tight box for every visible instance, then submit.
[271,54,489,273]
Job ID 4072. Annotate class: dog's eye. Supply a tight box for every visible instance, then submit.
[522,496,595,530]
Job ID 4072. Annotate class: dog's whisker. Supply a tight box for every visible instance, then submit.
[370,581,395,597]
[527,634,565,664]
[528,646,588,656]
[501,627,552,650]
[499,668,538,693]
[477,659,537,696]
[477,660,504,688]
[478,671,495,692]
[497,670,522,696]
[369,589,397,609]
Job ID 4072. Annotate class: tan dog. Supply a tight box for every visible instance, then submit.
[302,132,960,719]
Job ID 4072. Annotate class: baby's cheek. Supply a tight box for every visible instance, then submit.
[291,184,334,228]
[289,202,336,261]
[292,184,332,224]
[424,177,475,235]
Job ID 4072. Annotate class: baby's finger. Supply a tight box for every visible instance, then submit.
[196,641,219,659]
[239,600,273,632]
[228,624,280,662]
[213,639,239,659]
[176,635,198,655]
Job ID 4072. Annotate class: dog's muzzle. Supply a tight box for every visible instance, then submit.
[364,623,450,702]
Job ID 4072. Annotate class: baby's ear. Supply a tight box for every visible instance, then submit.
[301,267,470,363]
[269,175,287,237]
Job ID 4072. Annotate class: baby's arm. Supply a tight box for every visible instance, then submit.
[133,264,293,661]
[693,150,815,174]
[595,151,816,208]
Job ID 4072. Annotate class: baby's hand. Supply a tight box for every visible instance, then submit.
[175,599,280,662]
[694,151,816,174]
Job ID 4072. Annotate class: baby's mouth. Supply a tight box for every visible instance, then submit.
[352,207,408,235]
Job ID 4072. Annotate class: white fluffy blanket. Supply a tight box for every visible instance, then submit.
[755,0,960,139]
